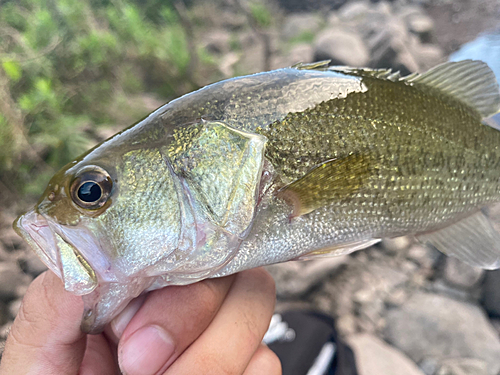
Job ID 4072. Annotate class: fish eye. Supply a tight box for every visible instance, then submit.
[70,167,112,210]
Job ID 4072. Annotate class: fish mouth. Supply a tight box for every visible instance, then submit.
[15,209,99,295]
[15,210,62,278]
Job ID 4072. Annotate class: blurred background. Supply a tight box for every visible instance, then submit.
[0,0,499,373]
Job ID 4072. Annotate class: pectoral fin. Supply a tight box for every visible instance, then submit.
[277,153,374,217]
[416,206,500,269]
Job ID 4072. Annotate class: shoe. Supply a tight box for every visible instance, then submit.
[264,310,358,375]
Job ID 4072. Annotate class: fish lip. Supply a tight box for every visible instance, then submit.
[14,210,62,278]
[15,210,116,287]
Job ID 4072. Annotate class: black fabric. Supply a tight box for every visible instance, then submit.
[268,310,358,375]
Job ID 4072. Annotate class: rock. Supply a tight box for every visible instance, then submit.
[0,322,11,341]
[203,30,231,55]
[0,301,7,327]
[287,43,314,64]
[338,1,372,22]
[277,0,347,13]
[20,252,47,278]
[407,244,440,270]
[0,262,29,300]
[8,299,21,320]
[310,258,408,320]
[314,28,369,66]
[443,257,483,289]
[381,236,411,253]
[336,313,357,336]
[490,319,500,336]
[406,13,434,43]
[368,21,420,74]
[266,256,348,298]
[282,13,322,41]
[385,292,500,375]
[413,43,444,70]
[347,333,425,375]
[482,269,500,317]
[437,358,489,375]
[219,52,240,77]
[272,43,314,69]
[0,225,25,253]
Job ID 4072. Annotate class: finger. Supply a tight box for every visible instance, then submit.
[0,271,86,375]
[243,344,282,375]
[117,274,236,375]
[164,268,276,375]
[79,334,118,375]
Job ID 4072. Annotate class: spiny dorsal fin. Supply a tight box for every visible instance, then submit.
[292,60,331,71]
[277,153,374,217]
[331,60,500,118]
[404,60,500,118]
[329,66,405,82]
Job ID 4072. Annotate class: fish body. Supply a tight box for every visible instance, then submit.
[14,60,500,333]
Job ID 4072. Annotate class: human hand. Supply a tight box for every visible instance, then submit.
[0,268,281,375]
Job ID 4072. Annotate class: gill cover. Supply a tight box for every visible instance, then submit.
[168,120,267,237]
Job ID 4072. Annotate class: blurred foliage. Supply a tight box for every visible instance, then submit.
[247,2,272,28]
[0,0,211,202]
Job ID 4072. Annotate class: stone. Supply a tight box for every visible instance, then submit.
[490,319,500,336]
[203,30,231,55]
[437,358,489,375]
[413,44,444,71]
[381,236,411,253]
[443,257,483,289]
[314,28,369,66]
[384,292,500,375]
[336,313,357,336]
[0,322,11,341]
[407,13,434,43]
[266,256,348,298]
[347,333,425,375]
[407,244,440,270]
[338,1,372,22]
[282,13,322,41]
[482,269,500,317]
[287,43,314,65]
[368,21,420,74]
[20,252,47,278]
[0,301,7,327]
[0,262,29,300]
[8,299,21,320]
[272,43,314,69]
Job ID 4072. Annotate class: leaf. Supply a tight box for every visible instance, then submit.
[2,60,22,82]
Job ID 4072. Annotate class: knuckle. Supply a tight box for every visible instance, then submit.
[192,280,226,316]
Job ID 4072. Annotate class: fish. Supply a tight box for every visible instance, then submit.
[14,60,500,334]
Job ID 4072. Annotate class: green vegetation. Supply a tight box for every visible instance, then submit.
[0,0,214,202]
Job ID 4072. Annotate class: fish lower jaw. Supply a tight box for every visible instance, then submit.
[15,210,62,278]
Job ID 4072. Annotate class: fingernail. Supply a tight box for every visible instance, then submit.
[119,325,175,375]
[109,295,147,341]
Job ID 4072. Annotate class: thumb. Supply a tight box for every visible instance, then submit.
[0,271,86,375]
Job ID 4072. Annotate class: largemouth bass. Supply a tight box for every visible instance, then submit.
[14,60,500,333]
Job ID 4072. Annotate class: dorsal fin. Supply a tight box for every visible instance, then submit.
[404,60,500,118]
[331,60,500,119]
[330,66,407,82]
[292,60,331,71]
